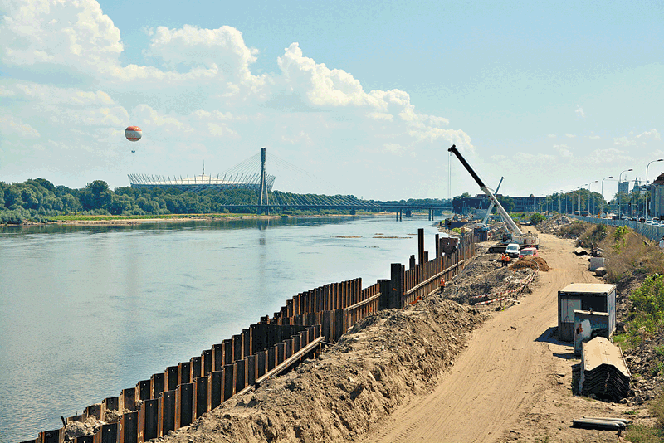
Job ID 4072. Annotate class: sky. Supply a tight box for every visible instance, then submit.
[1,0,663,201]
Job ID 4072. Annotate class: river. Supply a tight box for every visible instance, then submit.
[0,215,444,442]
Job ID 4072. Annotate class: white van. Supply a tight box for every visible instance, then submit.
[505,243,520,258]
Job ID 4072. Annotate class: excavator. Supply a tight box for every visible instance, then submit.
[448,144,539,252]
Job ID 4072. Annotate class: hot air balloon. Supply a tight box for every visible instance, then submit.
[125,126,142,153]
[125,126,142,142]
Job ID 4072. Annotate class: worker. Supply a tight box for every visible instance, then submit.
[500,253,510,267]
[440,277,446,288]
[659,236,664,249]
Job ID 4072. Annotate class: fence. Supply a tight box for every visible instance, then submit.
[575,216,664,241]
[22,228,476,443]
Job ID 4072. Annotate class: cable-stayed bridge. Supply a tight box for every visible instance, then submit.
[128,148,452,220]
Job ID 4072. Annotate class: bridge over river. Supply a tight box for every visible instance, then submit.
[129,148,452,221]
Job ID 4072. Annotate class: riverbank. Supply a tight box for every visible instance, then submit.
[11,212,384,227]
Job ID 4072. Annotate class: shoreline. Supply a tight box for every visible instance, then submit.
[8,212,392,228]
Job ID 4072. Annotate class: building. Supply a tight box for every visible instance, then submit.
[650,173,664,218]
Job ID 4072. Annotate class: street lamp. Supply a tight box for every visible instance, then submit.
[645,159,663,220]
[558,190,563,214]
[618,168,633,219]
[588,181,598,216]
[601,177,613,217]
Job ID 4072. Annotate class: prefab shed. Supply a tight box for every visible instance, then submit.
[558,283,616,342]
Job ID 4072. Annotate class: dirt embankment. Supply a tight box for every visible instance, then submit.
[164,298,486,443]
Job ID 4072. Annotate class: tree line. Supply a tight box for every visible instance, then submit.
[0,179,452,224]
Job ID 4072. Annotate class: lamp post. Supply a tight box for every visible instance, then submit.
[558,191,563,213]
[645,159,663,220]
[618,168,633,219]
[587,181,598,216]
[601,176,613,217]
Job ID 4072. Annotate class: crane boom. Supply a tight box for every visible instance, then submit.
[482,176,503,225]
[448,145,523,236]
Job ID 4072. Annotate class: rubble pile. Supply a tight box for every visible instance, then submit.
[536,215,573,234]
[442,253,537,305]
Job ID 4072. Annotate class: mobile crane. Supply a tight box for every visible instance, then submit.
[448,144,539,251]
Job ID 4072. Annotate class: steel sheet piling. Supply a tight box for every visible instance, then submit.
[137,399,158,442]
[150,373,164,399]
[246,354,256,386]
[193,377,208,418]
[178,362,191,385]
[234,360,246,394]
[222,365,234,401]
[136,380,150,402]
[207,371,223,410]
[174,383,193,429]
[201,349,212,376]
[118,411,138,443]
[120,388,136,412]
[164,366,179,392]
[93,423,117,443]
[158,391,175,437]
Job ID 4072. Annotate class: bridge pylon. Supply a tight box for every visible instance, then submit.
[259,147,269,215]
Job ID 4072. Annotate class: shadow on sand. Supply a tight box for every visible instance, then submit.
[535,326,577,360]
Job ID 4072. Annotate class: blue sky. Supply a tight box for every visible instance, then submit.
[1,0,663,201]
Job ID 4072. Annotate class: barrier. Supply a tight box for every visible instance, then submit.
[27,229,477,443]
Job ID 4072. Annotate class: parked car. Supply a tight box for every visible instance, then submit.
[519,247,538,259]
[505,243,520,258]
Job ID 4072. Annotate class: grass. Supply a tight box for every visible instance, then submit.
[50,213,247,222]
[626,425,664,443]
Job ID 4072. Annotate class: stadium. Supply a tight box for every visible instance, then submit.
[127,172,275,192]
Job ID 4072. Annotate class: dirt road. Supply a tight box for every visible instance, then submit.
[362,232,629,443]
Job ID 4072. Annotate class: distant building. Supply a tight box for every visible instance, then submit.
[651,173,664,218]
[618,181,630,195]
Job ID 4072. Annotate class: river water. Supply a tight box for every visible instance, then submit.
[0,215,444,442]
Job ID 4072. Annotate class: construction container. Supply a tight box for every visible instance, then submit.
[573,310,610,355]
[558,283,616,342]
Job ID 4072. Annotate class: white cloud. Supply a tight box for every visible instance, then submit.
[554,144,573,159]
[636,129,661,141]
[587,134,600,140]
[575,106,585,118]
[613,136,636,147]
[587,148,632,164]
[0,0,123,71]
[565,134,576,138]
[0,114,41,138]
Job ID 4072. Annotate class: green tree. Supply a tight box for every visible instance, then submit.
[529,213,545,225]
[81,180,113,211]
